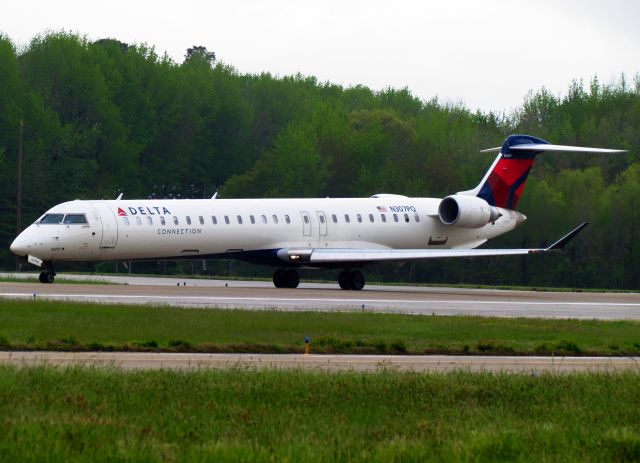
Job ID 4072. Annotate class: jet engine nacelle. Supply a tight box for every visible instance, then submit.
[438,195,501,228]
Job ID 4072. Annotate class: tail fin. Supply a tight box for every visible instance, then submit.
[459,134,626,210]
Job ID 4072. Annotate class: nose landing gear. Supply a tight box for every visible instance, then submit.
[38,263,56,284]
[38,270,55,284]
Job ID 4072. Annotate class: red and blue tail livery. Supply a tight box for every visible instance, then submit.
[459,134,625,210]
[476,134,548,209]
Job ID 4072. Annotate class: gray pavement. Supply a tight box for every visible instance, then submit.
[0,273,639,319]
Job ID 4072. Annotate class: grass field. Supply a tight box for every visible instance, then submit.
[0,300,639,355]
[0,366,638,462]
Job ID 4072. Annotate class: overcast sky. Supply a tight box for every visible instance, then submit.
[3,0,639,114]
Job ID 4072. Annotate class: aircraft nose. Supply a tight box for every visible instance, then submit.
[10,235,30,256]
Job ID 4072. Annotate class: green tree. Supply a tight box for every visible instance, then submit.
[224,120,330,198]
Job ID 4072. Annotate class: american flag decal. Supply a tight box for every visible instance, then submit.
[376,206,387,212]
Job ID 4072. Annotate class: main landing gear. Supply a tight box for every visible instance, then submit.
[338,270,365,291]
[273,268,300,288]
[271,268,366,290]
[38,265,56,284]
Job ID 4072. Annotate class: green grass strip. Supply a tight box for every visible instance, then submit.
[0,276,115,285]
[0,366,639,461]
[0,300,639,355]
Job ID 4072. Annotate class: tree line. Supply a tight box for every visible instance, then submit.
[0,32,639,288]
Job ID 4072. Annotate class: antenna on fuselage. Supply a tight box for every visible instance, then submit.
[210,182,220,199]
[116,193,123,200]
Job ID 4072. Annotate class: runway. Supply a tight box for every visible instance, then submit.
[1,273,639,319]
[0,351,638,373]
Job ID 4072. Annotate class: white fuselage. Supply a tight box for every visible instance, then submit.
[11,197,521,265]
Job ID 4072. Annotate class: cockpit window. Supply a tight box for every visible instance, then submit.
[63,214,88,224]
[39,214,64,224]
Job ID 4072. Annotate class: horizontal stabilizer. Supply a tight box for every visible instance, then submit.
[473,135,626,209]
[481,144,626,154]
[479,146,503,153]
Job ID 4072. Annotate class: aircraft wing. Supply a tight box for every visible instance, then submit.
[277,223,588,264]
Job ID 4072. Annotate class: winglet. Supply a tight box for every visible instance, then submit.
[545,223,588,251]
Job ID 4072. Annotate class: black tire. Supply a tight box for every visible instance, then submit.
[284,269,299,288]
[273,269,286,288]
[40,271,54,284]
[349,270,365,291]
[338,270,352,290]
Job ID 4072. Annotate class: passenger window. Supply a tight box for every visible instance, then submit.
[381,214,387,223]
[224,215,230,225]
[357,214,362,223]
[250,215,255,224]
[63,214,88,224]
[404,213,410,223]
[344,214,350,223]
[303,215,309,224]
[124,217,130,226]
[414,213,420,222]
[368,214,374,223]
[285,215,290,224]
[332,214,337,223]
[199,216,204,225]
[237,215,243,224]
[272,215,278,224]
[136,217,142,225]
[261,215,267,224]
[160,216,166,226]
[393,213,399,223]
[212,216,217,225]
[147,217,153,225]
[173,216,179,225]
[319,215,325,224]
[186,216,191,225]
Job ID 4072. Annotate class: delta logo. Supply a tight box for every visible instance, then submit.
[117,206,172,216]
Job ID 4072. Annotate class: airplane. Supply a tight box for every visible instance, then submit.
[10,134,625,289]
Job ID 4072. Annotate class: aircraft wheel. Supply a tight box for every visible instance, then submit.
[349,270,365,291]
[338,270,352,290]
[284,269,300,288]
[39,271,55,284]
[273,269,286,288]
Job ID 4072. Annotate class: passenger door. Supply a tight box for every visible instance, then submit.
[316,211,327,237]
[91,203,118,248]
[300,211,311,237]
